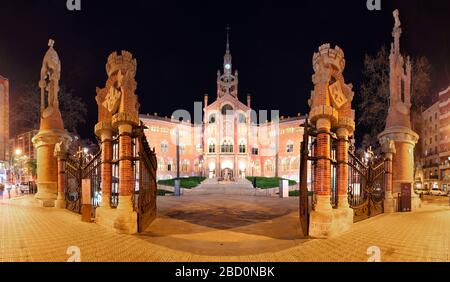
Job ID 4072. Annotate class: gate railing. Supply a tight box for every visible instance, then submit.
[348,150,386,222]
[131,124,158,232]
[65,148,102,214]
[347,150,368,208]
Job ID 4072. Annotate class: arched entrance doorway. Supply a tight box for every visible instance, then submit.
[221,168,234,181]
[220,160,234,182]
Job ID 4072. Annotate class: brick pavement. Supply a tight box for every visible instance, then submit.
[0,194,449,262]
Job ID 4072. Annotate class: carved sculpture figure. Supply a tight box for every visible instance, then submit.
[386,9,412,129]
[39,39,61,119]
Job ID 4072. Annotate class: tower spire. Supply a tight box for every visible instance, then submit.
[226,25,231,54]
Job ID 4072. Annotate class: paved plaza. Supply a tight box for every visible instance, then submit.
[1,192,450,262]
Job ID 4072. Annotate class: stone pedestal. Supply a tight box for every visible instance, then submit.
[33,129,71,208]
[384,193,397,213]
[379,126,420,211]
[96,198,137,235]
[55,193,66,209]
[309,195,334,238]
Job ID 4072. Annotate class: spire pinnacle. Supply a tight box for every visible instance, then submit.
[226,25,230,54]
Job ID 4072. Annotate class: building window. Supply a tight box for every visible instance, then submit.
[281,159,289,171]
[209,114,216,124]
[221,139,234,153]
[286,141,294,153]
[238,113,247,124]
[221,104,234,115]
[239,140,246,154]
[265,160,274,173]
[252,147,259,156]
[161,141,169,153]
[158,158,165,171]
[179,144,185,154]
[181,160,189,173]
[167,160,173,172]
[208,140,216,154]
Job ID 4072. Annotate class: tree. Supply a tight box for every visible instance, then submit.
[10,84,88,136]
[357,46,432,151]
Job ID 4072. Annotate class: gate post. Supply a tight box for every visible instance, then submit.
[113,122,138,234]
[94,51,140,234]
[309,117,334,238]
[55,141,69,209]
[98,126,113,207]
[308,44,355,238]
[94,124,114,228]
[382,140,396,213]
[335,127,354,231]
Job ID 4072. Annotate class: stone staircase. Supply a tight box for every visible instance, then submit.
[182,178,276,197]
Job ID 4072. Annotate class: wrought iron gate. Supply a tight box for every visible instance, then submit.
[65,149,102,214]
[348,151,385,223]
[132,124,158,233]
[299,119,317,237]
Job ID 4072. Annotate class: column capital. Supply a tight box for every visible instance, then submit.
[95,121,114,140]
[112,112,139,131]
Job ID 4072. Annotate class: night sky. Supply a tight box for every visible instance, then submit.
[1,0,449,141]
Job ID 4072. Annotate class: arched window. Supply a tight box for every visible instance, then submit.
[209,114,216,124]
[182,160,189,173]
[239,140,246,154]
[265,160,274,173]
[290,157,300,170]
[194,160,199,173]
[281,159,289,171]
[254,161,261,174]
[221,104,234,115]
[238,113,247,124]
[221,139,234,153]
[158,158,165,171]
[208,140,216,154]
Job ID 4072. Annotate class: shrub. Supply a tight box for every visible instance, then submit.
[157,177,206,189]
[246,177,297,189]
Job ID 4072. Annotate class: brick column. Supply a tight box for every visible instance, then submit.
[336,128,350,209]
[119,130,133,198]
[315,119,331,196]
[100,130,113,207]
[112,123,138,234]
[309,117,335,238]
[313,118,333,208]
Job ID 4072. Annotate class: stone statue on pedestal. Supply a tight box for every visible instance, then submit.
[378,10,420,212]
[33,39,72,207]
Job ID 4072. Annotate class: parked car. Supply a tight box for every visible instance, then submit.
[414,188,426,196]
[430,188,447,196]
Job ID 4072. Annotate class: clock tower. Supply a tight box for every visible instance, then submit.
[217,26,238,99]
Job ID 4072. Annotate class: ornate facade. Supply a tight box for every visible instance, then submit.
[141,33,305,182]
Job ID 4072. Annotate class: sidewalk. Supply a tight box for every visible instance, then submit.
[0,195,449,262]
